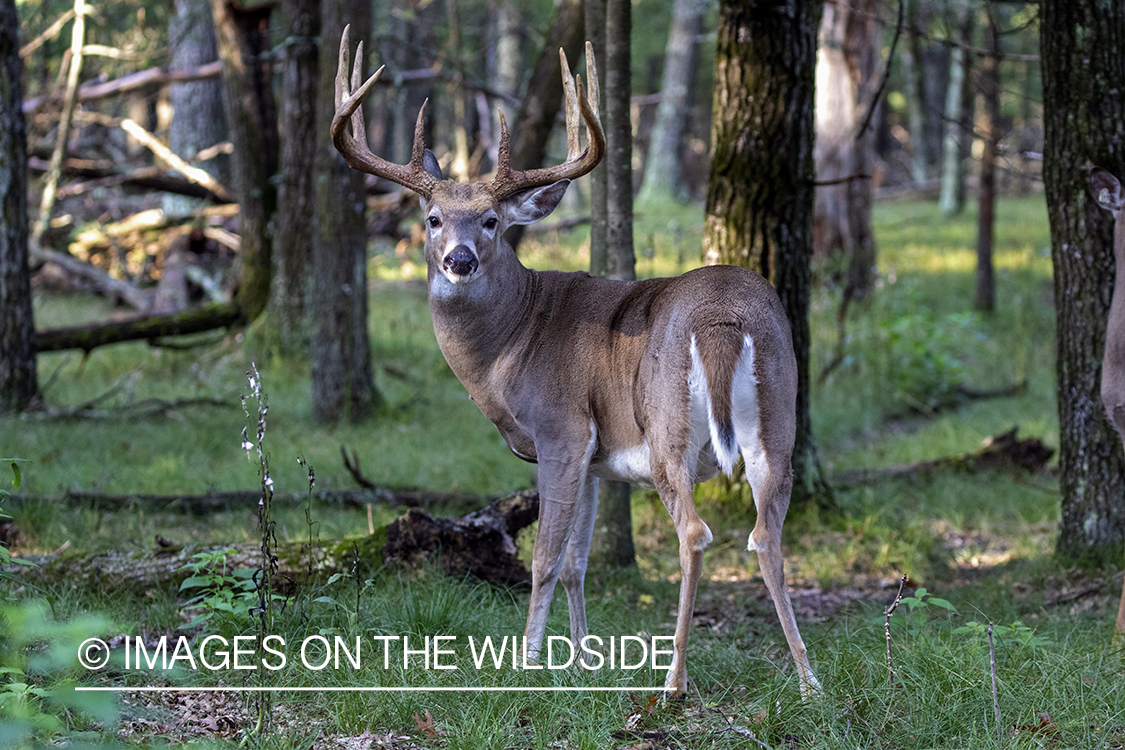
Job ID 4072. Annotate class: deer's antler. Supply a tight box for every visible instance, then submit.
[490,42,605,200]
[331,25,438,199]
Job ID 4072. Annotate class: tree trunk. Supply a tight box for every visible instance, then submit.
[590,0,636,569]
[585,0,608,277]
[974,9,999,314]
[502,0,584,253]
[813,0,878,301]
[899,0,928,185]
[268,0,319,353]
[703,0,830,509]
[209,0,278,324]
[1041,0,1125,565]
[939,0,970,216]
[637,0,704,204]
[487,0,520,171]
[163,0,226,219]
[311,0,379,424]
[0,0,36,414]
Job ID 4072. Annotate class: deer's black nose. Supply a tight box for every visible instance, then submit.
[443,246,479,277]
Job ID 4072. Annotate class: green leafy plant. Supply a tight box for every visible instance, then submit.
[177,549,259,632]
[0,459,30,573]
[0,600,118,749]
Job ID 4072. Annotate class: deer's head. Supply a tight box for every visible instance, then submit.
[331,27,605,289]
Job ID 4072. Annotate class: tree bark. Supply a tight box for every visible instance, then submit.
[585,0,608,277]
[590,0,636,569]
[813,0,878,302]
[502,0,584,253]
[163,0,226,219]
[311,0,379,423]
[637,0,704,204]
[0,0,36,414]
[974,9,999,314]
[1041,0,1125,565]
[703,0,830,509]
[209,0,278,325]
[269,0,319,354]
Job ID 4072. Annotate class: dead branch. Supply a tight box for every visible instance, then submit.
[29,243,150,310]
[830,428,1053,489]
[118,118,235,202]
[19,8,76,58]
[22,60,223,113]
[32,0,89,245]
[29,155,229,202]
[34,301,241,354]
[9,486,479,514]
[34,395,230,420]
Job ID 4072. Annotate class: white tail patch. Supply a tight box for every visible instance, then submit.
[689,335,755,477]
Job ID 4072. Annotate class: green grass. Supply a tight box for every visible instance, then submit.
[4,194,1125,748]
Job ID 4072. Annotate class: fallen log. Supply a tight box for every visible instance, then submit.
[830,428,1054,489]
[34,301,241,353]
[9,490,539,591]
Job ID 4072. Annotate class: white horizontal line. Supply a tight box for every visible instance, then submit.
[75,686,662,693]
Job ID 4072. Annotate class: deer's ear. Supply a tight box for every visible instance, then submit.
[423,149,443,181]
[1090,167,1124,215]
[503,180,570,226]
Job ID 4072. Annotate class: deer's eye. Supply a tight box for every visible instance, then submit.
[483,217,498,230]
[428,216,441,229]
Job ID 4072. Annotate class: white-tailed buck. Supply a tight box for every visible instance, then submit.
[1088,167,1125,640]
[332,27,819,696]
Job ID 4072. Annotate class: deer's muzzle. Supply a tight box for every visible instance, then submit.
[442,246,479,278]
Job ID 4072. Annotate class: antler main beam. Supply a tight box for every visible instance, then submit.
[331,25,437,199]
[490,42,605,201]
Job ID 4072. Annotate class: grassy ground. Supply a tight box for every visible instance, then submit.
[3,194,1124,749]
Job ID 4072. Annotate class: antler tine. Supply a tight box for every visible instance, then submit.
[330,27,437,198]
[350,40,367,146]
[560,49,581,160]
[489,44,605,201]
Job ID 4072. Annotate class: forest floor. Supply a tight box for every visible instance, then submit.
[3,195,1124,749]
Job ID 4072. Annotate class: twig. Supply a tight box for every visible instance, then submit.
[1044,582,1107,607]
[341,446,377,490]
[19,8,76,58]
[989,622,1001,746]
[884,574,908,686]
[32,0,89,245]
[856,0,904,140]
[812,173,871,187]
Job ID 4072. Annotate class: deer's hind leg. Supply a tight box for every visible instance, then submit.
[737,374,820,696]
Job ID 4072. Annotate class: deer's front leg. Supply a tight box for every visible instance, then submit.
[559,474,599,664]
[523,426,598,663]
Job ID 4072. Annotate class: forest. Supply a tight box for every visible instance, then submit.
[1,0,1124,747]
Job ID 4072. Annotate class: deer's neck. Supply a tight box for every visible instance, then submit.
[427,246,537,388]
